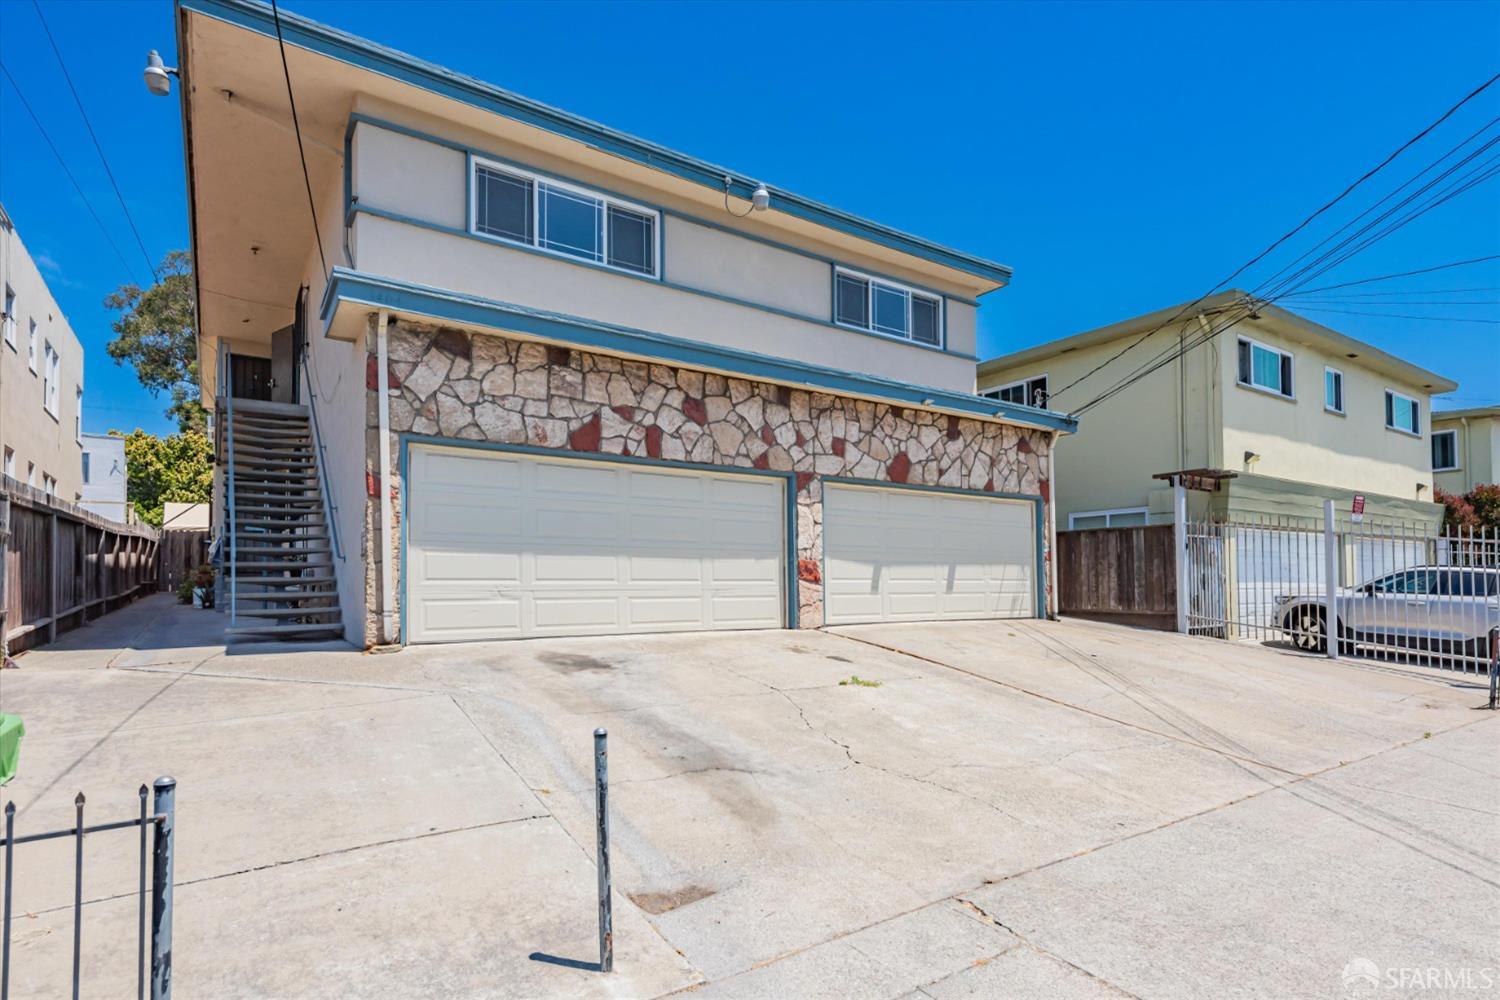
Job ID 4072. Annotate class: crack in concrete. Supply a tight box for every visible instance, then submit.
[616,765,764,785]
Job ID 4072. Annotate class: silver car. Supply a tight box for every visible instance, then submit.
[1274,565,1500,661]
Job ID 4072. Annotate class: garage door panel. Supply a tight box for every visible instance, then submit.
[823,483,1035,625]
[407,446,785,642]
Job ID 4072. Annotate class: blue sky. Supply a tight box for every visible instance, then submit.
[1,0,1497,438]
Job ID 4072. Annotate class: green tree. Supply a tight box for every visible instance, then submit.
[105,251,206,434]
[120,428,213,527]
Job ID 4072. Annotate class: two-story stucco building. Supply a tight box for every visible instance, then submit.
[1431,405,1500,495]
[977,291,1455,529]
[172,0,1075,645]
[79,432,130,521]
[0,204,86,503]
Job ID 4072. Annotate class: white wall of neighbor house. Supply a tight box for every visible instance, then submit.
[0,214,86,501]
[79,432,128,521]
[1432,412,1499,494]
[345,112,979,393]
[1218,319,1437,502]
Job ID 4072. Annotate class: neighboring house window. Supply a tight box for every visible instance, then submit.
[1069,508,1149,530]
[471,158,659,277]
[26,462,35,488]
[1236,337,1293,398]
[28,319,38,372]
[1385,389,1419,435]
[983,375,1049,409]
[75,387,83,443]
[1323,367,1344,414]
[42,474,56,497]
[2,447,13,479]
[83,451,91,484]
[1432,429,1458,471]
[834,268,942,347]
[2,286,14,349]
[42,342,59,416]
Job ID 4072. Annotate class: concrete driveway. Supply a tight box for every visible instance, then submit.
[2,595,1495,998]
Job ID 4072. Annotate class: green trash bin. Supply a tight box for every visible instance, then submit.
[0,714,22,785]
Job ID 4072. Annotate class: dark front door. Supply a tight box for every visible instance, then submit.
[229,355,274,401]
[291,287,307,404]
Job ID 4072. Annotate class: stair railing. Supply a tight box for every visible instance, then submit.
[301,348,344,563]
[224,392,239,626]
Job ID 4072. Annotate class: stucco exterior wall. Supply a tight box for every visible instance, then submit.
[346,116,978,393]
[1433,413,1499,494]
[1218,321,1436,503]
[79,433,127,521]
[360,316,1052,647]
[1,219,85,500]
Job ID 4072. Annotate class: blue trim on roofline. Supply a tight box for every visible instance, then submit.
[321,268,1079,433]
[819,477,1047,620]
[398,434,799,642]
[179,0,1014,287]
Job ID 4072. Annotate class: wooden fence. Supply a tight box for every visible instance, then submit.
[1056,524,1176,630]
[157,529,211,595]
[1,475,160,656]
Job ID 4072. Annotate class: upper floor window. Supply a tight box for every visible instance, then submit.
[2,447,13,479]
[834,268,942,347]
[1385,389,1419,436]
[1324,367,1344,414]
[1431,428,1458,470]
[471,158,659,277]
[28,319,38,372]
[983,375,1049,409]
[2,286,15,349]
[83,451,91,484]
[43,341,59,416]
[42,473,56,498]
[1236,337,1293,399]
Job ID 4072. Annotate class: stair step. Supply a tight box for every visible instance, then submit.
[226,398,310,418]
[236,545,333,555]
[234,606,341,620]
[227,622,344,640]
[235,533,330,544]
[235,574,338,586]
[231,426,311,439]
[231,443,314,458]
[233,485,320,497]
[235,468,318,480]
[236,591,339,604]
[236,518,325,529]
[234,559,333,570]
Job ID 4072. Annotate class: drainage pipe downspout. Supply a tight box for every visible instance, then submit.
[1047,427,1061,619]
[376,310,396,645]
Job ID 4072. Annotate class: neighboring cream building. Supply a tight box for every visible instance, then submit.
[1431,405,1500,495]
[79,432,129,521]
[978,291,1455,527]
[0,204,86,501]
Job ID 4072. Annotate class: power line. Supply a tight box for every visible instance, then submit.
[270,0,328,278]
[1280,255,1500,297]
[30,0,158,279]
[1290,306,1500,324]
[1046,72,1500,406]
[0,60,144,284]
[1281,286,1500,299]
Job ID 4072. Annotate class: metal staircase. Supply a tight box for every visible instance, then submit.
[220,396,344,641]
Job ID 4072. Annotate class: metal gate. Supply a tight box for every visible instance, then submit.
[2,777,177,999]
[1181,505,1498,675]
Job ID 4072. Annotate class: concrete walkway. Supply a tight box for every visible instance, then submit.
[1,595,1494,998]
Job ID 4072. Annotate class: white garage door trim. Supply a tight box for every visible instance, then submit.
[822,480,1039,625]
[403,443,789,643]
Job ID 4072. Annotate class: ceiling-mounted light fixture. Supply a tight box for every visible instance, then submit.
[723,175,771,218]
[144,49,178,96]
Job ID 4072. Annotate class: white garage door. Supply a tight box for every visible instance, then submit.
[405,445,786,642]
[822,483,1035,625]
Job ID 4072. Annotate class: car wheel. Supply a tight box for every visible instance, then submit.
[1284,606,1327,653]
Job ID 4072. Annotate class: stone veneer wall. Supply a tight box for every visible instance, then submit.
[362,317,1052,645]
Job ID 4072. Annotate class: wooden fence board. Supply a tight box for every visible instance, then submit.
[1,475,160,656]
[158,529,210,594]
[1057,524,1176,630]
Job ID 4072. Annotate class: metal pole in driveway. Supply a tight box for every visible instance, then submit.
[1488,627,1498,711]
[151,777,176,1000]
[594,728,613,973]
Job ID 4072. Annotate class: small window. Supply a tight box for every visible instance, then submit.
[1068,507,1149,529]
[42,474,56,497]
[983,375,1049,409]
[2,286,15,349]
[28,319,38,372]
[470,158,659,278]
[1432,429,1458,471]
[1385,390,1419,435]
[75,387,83,444]
[25,462,35,487]
[2,447,13,479]
[82,451,91,483]
[1324,367,1344,414]
[1237,337,1293,398]
[43,342,59,417]
[832,267,943,347]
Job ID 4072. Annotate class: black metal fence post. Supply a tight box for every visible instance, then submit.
[1488,626,1498,711]
[2,801,12,1000]
[138,784,149,1000]
[72,793,84,1000]
[150,777,176,1000]
[594,728,612,974]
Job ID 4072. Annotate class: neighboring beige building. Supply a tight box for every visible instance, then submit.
[978,291,1456,527]
[1431,405,1500,495]
[0,204,85,502]
[174,0,1075,646]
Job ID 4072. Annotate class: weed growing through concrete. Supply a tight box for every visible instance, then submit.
[839,675,881,688]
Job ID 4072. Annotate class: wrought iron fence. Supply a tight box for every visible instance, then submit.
[2,777,176,1000]
[1182,508,1499,674]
